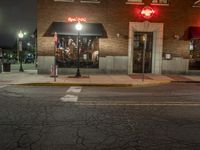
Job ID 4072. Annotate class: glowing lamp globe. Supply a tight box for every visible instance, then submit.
[18,31,24,38]
[75,22,83,31]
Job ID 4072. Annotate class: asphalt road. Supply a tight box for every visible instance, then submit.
[0,83,200,150]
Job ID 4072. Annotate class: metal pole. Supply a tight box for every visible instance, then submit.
[17,39,19,64]
[0,48,2,73]
[19,40,24,72]
[75,31,81,77]
[34,36,37,68]
[54,42,56,82]
[142,34,147,81]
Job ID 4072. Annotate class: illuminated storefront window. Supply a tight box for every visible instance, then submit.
[152,0,169,5]
[152,0,168,4]
[126,0,143,4]
[193,0,200,7]
[189,39,200,70]
[56,35,99,68]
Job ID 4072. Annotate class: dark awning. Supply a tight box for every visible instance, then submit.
[44,22,107,38]
[188,26,200,40]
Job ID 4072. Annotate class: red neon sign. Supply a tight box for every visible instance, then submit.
[141,6,155,19]
[67,17,87,22]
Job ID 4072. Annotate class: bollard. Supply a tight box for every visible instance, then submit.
[50,65,58,77]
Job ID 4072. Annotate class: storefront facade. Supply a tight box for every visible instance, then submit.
[37,0,200,74]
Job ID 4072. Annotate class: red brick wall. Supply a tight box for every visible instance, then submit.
[37,0,200,58]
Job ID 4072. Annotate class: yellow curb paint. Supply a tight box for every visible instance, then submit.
[17,81,171,87]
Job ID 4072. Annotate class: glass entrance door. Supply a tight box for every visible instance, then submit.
[133,32,153,73]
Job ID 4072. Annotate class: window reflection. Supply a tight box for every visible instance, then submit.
[56,35,99,68]
[189,39,200,70]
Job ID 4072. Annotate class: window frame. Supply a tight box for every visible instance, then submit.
[126,0,144,5]
[80,0,101,3]
[54,0,74,2]
[151,0,169,6]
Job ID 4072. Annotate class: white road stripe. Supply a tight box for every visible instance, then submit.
[60,95,78,102]
[0,85,8,89]
[61,86,82,102]
[76,102,200,106]
[67,86,82,93]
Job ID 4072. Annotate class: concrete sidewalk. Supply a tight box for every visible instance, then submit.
[0,70,200,87]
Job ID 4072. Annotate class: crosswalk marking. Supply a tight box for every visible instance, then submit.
[67,86,82,93]
[0,85,8,89]
[60,95,78,102]
[61,86,82,102]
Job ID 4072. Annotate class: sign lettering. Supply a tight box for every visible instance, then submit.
[67,17,87,22]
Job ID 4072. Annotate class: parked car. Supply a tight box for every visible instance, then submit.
[24,54,34,63]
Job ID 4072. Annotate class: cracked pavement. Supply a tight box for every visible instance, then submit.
[0,83,200,150]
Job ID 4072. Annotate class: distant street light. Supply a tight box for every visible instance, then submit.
[18,30,26,72]
[75,22,83,77]
[27,42,31,47]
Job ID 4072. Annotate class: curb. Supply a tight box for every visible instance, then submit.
[131,81,171,88]
[18,82,133,87]
[17,81,171,87]
[171,81,200,83]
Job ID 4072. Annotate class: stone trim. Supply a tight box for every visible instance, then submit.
[128,21,164,74]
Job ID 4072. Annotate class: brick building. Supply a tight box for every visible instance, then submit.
[37,0,200,74]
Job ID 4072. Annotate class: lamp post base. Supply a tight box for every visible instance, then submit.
[75,68,81,77]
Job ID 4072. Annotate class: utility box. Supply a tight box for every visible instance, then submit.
[0,60,2,73]
[3,63,11,72]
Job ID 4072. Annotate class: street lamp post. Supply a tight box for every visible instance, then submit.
[75,22,83,77]
[30,34,37,68]
[18,30,26,72]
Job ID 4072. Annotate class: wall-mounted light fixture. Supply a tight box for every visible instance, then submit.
[164,53,172,60]
[189,41,194,51]
[174,34,180,40]
[116,33,120,38]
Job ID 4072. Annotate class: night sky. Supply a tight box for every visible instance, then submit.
[0,0,36,48]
